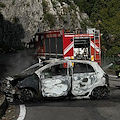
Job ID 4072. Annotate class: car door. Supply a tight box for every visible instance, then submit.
[40,63,71,97]
[71,62,97,96]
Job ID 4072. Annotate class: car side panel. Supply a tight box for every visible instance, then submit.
[17,74,39,93]
[41,75,71,97]
[71,73,97,96]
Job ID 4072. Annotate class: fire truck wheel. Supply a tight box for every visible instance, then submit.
[18,88,36,102]
[90,87,109,100]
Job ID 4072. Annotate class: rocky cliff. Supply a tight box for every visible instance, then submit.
[0,0,90,50]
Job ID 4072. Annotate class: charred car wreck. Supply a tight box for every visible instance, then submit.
[0,59,110,102]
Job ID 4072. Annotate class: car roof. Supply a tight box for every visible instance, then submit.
[44,59,98,64]
[35,59,102,75]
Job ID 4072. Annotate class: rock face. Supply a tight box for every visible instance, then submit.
[0,0,90,46]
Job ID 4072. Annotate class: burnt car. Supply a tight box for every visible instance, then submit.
[0,59,109,102]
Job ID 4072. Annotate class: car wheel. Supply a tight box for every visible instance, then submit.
[90,87,109,100]
[18,88,36,102]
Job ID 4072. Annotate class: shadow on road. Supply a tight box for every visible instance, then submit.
[11,94,120,108]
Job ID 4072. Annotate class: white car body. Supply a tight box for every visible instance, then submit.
[35,59,109,99]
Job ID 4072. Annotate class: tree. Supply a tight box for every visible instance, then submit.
[90,0,120,56]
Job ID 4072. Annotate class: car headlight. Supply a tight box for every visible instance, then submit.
[6,76,14,81]
[102,74,109,86]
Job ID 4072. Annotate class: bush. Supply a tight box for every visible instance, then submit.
[0,2,6,8]
[44,13,55,28]
[12,0,16,5]
[42,0,48,13]
[12,17,19,24]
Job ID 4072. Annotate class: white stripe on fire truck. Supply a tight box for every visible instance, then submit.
[64,34,94,37]
[63,41,74,55]
[64,35,74,37]
[64,41,73,53]
[90,41,100,52]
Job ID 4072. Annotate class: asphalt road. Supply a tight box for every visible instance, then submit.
[7,75,120,120]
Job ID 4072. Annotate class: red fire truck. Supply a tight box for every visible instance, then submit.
[35,28,101,65]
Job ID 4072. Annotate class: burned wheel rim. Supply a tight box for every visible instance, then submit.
[90,87,108,99]
[19,88,34,102]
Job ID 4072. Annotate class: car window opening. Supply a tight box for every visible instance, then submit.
[73,63,87,73]
[73,63,95,73]
[42,64,67,79]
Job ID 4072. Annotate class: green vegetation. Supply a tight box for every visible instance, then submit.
[12,16,19,24]
[73,0,95,16]
[42,0,49,13]
[0,12,3,19]
[0,13,24,52]
[42,0,56,28]
[69,4,76,11]
[51,0,57,9]
[57,0,66,4]
[80,18,91,29]
[44,13,55,28]
[0,2,6,8]
[57,0,71,5]
[12,0,16,5]
[26,3,30,7]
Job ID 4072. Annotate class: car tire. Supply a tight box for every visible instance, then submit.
[18,88,36,102]
[90,87,109,100]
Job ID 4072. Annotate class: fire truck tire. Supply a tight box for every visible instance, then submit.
[90,87,109,100]
[18,88,37,102]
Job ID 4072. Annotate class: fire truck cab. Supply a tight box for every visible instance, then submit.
[35,28,101,65]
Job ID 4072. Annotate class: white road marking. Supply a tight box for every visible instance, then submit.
[17,105,26,120]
